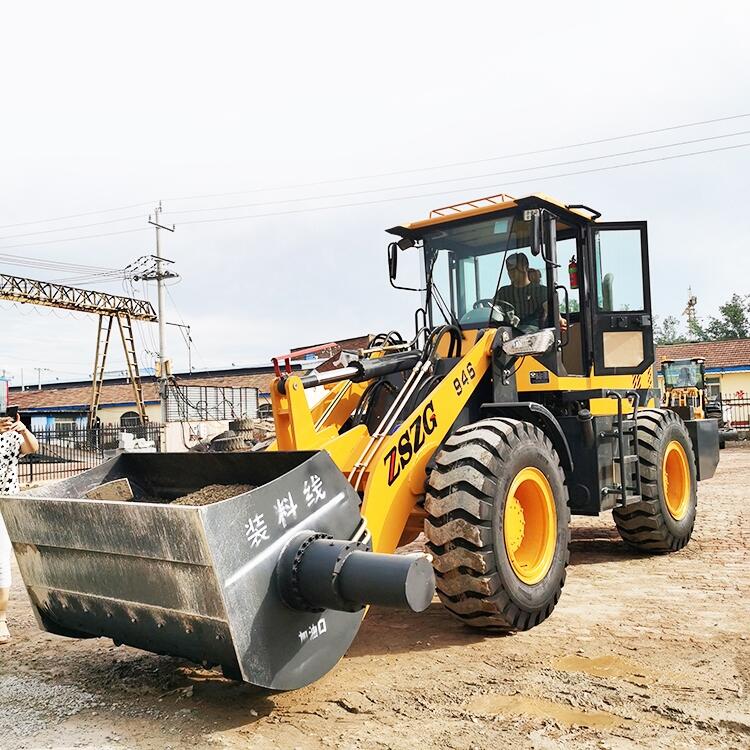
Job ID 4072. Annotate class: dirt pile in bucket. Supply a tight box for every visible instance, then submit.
[169,484,255,506]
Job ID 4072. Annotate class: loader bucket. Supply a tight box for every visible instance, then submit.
[0,450,433,690]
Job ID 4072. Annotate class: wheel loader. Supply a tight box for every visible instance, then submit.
[0,192,720,690]
[661,357,737,446]
[661,357,708,419]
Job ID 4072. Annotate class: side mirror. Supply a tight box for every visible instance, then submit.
[388,242,398,281]
[527,210,543,256]
[388,238,414,282]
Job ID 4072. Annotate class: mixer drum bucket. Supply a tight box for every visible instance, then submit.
[0,451,371,690]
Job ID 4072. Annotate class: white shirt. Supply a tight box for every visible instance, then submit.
[0,431,23,495]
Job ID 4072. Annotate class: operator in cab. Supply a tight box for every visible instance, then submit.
[494,253,549,331]
[677,366,693,387]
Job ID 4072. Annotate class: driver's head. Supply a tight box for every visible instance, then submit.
[506,252,530,287]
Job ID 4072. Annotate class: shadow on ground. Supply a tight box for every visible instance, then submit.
[568,522,648,567]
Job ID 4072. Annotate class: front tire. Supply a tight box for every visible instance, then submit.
[424,418,570,631]
[612,408,697,552]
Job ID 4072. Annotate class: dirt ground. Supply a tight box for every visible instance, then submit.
[1,449,749,750]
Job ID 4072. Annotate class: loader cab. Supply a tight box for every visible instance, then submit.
[388,194,654,379]
[662,358,705,392]
[661,358,707,419]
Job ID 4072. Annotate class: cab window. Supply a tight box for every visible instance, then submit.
[595,229,645,311]
[424,214,555,331]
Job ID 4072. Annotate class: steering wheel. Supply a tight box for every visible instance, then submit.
[474,298,515,312]
[474,297,517,320]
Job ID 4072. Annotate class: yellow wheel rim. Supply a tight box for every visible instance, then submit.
[663,440,691,520]
[503,467,557,585]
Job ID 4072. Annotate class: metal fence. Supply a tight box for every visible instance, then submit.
[165,384,258,422]
[18,423,164,485]
[721,397,750,428]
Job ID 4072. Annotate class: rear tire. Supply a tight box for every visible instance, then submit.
[613,408,697,552]
[424,418,570,631]
[229,418,255,433]
[211,436,247,452]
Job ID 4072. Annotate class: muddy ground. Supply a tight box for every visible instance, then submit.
[1,449,749,749]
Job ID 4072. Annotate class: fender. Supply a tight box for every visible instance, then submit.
[480,401,574,476]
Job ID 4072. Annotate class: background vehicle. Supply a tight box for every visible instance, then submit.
[662,357,737,447]
[0,193,720,690]
[661,358,708,418]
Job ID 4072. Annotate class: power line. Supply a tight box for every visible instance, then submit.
[0,252,116,270]
[165,129,750,218]
[165,285,205,372]
[47,272,128,285]
[165,111,750,203]
[3,111,748,235]
[0,253,118,274]
[178,141,750,227]
[0,214,144,242]
[3,111,748,239]
[0,201,152,231]
[4,270,125,286]
[0,226,149,251]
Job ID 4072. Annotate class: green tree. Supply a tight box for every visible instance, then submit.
[704,294,750,340]
[687,316,708,342]
[653,315,687,345]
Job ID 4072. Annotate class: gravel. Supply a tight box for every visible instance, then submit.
[0,675,98,738]
[169,483,255,506]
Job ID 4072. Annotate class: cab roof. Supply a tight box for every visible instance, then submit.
[387,193,600,238]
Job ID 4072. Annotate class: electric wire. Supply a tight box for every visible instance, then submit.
[0,253,116,273]
[0,226,150,251]
[165,285,205,371]
[0,214,144,242]
[46,271,129,285]
[165,112,750,202]
[4,111,748,232]
[175,141,750,227]
[165,129,750,218]
[0,201,152,231]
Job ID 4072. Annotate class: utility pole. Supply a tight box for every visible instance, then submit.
[34,367,49,390]
[146,203,177,422]
[166,321,193,373]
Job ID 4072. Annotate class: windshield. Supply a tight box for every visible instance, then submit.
[424,213,552,332]
[663,360,704,390]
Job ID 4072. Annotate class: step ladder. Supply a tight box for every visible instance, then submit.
[89,315,114,429]
[600,391,642,507]
[116,314,148,426]
[88,314,147,428]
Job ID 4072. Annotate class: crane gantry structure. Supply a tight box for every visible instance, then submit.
[0,273,157,427]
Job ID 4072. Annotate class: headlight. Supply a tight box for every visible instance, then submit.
[502,329,556,357]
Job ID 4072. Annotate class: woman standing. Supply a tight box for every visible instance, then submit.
[0,411,39,644]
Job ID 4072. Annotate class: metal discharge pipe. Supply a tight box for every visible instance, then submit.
[277,534,435,614]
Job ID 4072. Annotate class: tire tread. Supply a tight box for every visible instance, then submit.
[612,408,696,552]
[424,417,569,632]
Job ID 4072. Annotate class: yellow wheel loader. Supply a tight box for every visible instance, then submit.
[0,193,720,689]
[661,358,708,419]
[661,357,737,447]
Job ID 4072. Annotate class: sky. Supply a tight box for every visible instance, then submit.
[1,1,749,387]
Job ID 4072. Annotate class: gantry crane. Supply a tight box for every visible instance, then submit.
[0,274,157,426]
